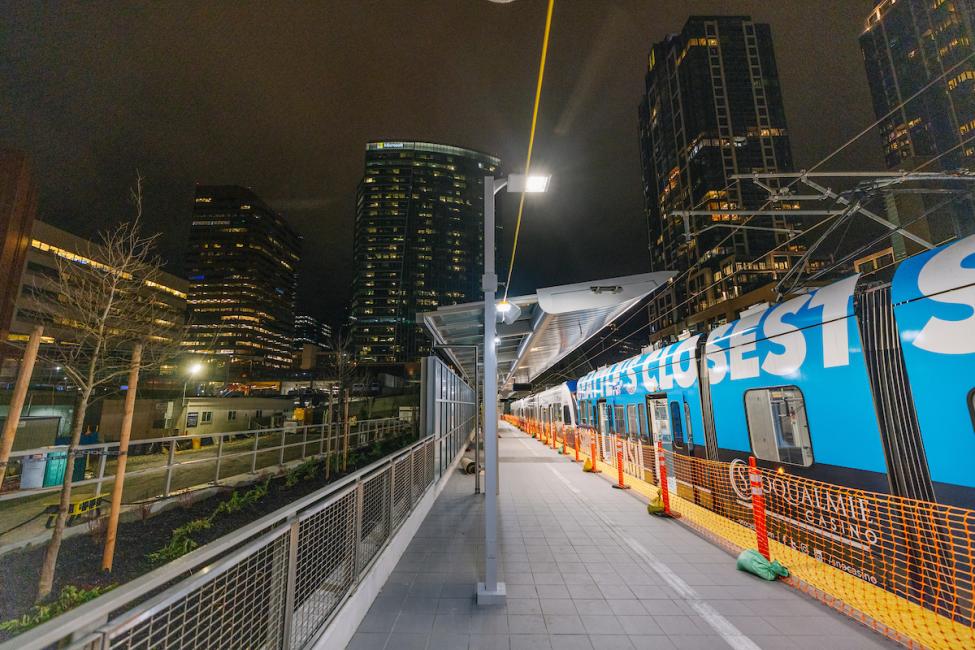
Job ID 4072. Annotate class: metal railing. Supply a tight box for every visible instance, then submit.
[5,414,475,650]
[0,417,412,504]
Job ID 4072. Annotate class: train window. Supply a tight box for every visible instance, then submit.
[744,387,813,467]
[638,405,648,439]
[669,401,685,448]
[627,404,639,436]
[563,405,571,424]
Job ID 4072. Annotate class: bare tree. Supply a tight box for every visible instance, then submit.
[326,328,356,390]
[33,177,185,601]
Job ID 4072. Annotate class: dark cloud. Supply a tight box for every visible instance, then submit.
[0,1,879,325]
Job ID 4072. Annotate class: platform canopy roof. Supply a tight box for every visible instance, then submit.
[419,272,673,396]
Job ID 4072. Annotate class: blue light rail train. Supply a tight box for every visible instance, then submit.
[513,233,975,508]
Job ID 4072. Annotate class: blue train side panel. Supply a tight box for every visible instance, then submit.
[577,336,706,457]
[891,233,975,500]
[706,275,890,490]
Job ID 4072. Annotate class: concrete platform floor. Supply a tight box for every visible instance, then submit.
[349,421,896,650]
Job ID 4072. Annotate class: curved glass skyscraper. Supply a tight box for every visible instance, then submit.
[350,141,501,364]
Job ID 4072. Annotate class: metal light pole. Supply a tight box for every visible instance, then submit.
[477,175,503,605]
[476,173,549,606]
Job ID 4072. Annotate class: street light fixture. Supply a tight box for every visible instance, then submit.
[478,173,550,606]
[179,362,204,430]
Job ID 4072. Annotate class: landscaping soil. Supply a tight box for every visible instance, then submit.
[0,433,416,639]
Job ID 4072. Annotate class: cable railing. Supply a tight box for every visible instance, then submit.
[5,414,475,650]
[506,416,975,650]
[0,417,411,504]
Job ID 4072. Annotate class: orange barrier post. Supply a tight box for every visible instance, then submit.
[748,456,770,560]
[589,432,601,473]
[551,423,557,450]
[612,436,630,490]
[572,428,580,462]
[560,425,567,455]
[656,440,671,515]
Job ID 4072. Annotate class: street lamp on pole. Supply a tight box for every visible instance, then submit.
[477,172,549,606]
[179,363,203,431]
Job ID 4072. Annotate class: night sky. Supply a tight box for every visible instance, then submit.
[1,1,881,326]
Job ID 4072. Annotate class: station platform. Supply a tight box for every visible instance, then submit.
[349,421,895,650]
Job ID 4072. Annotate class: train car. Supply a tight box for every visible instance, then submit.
[575,233,975,508]
[510,381,578,428]
[888,233,975,506]
[576,335,708,498]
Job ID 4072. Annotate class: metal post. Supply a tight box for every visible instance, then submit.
[326,393,335,480]
[281,516,300,649]
[477,176,504,605]
[388,459,396,531]
[214,435,225,484]
[342,390,351,472]
[164,440,176,497]
[94,445,108,495]
[279,427,286,466]
[353,479,364,576]
[251,429,260,474]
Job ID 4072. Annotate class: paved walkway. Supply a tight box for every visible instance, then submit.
[349,422,896,650]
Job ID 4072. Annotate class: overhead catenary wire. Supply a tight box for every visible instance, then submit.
[638,46,975,326]
[503,0,555,303]
[525,29,975,388]
[692,46,975,288]
[796,131,975,283]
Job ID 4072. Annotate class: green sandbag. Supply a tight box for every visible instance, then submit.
[647,495,666,516]
[736,549,789,581]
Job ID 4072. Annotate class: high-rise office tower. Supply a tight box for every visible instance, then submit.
[14,220,187,349]
[295,314,332,350]
[861,0,975,256]
[183,185,301,377]
[638,16,806,343]
[0,150,37,360]
[350,141,501,364]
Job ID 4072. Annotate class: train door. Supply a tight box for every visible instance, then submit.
[597,400,609,435]
[646,394,677,495]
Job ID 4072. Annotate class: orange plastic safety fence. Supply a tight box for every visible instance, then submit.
[658,448,975,650]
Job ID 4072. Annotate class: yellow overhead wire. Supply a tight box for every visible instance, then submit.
[503,0,555,302]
